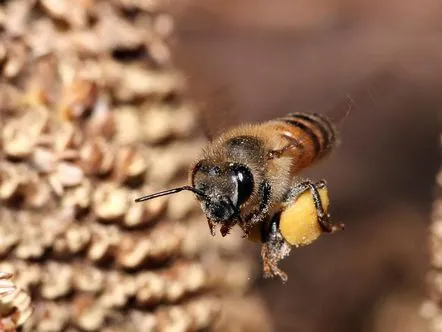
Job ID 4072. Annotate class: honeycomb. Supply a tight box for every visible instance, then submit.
[422,137,442,331]
[0,1,270,331]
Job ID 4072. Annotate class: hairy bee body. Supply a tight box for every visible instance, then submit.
[192,112,336,229]
[136,112,343,282]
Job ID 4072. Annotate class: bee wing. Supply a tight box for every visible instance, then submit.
[180,63,240,141]
[324,69,394,129]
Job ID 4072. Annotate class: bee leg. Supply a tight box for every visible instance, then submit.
[220,223,232,237]
[289,180,344,233]
[242,181,272,237]
[261,217,291,282]
[207,219,216,236]
[267,135,303,160]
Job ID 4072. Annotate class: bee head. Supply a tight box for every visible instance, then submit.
[134,159,254,236]
[191,160,254,228]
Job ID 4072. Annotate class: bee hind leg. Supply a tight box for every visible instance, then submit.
[288,180,344,233]
[261,217,291,282]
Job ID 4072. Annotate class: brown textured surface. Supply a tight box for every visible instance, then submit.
[423,157,442,332]
[0,271,32,331]
[0,1,271,331]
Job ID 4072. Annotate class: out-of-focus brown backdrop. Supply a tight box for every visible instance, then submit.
[167,0,442,331]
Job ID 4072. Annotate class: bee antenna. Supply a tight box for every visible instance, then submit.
[134,186,208,203]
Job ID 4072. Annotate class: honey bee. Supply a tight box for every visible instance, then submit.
[135,112,344,281]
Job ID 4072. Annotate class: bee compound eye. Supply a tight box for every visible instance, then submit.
[230,164,254,206]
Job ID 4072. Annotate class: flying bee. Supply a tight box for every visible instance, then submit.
[135,112,344,281]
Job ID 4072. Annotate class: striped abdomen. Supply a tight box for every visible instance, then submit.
[271,112,337,172]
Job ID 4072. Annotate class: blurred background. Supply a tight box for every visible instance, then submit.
[0,0,441,331]
[168,0,442,331]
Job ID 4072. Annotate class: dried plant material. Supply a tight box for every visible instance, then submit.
[53,122,84,155]
[72,265,104,293]
[148,40,171,65]
[123,203,149,228]
[156,305,193,331]
[125,311,157,331]
[23,173,52,209]
[86,98,116,139]
[186,297,220,331]
[2,109,50,160]
[73,294,108,331]
[0,214,20,256]
[0,272,33,330]
[58,79,98,122]
[47,174,64,197]
[0,273,15,297]
[14,211,72,260]
[113,107,142,144]
[214,295,272,332]
[55,162,85,188]
[123,195,167,228]
[141,105,195,143]
[100,272,136,309]
[2,1,34,36]
[94,4,144,52]
[93,184,130,222]
[147,223,186,261]
[2,119,35,160]
[116,236,152,269]
[167,191,196,220]
[117,223,184,268]
[80,138,114,176]
[41,263,73,300]
[0,42,7,64]
[115,68,182,102]
[426,141,442,331]
[0,163,24,201]
[154,14,175,38]
[0,84,22,114]
[113,147,147,184]
[0,262,42,293]
[30,147,57,173]
[111,0,161,11]
[53,224,92,256]
[61,180,93,214]
[27,302,70,332]
[13,228,44,260]
[135,272,166,306]
[87,225,122,263]
[147,142,203,186]
[0,1,267,330]
[2,39,28,78]
[22,54,59,106]
[163,263,207,303]
[39,0,91,28]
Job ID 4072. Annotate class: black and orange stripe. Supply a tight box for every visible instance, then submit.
[274,112,337,167]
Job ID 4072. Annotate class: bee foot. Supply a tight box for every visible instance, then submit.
[322,221,345,233]
[262,262,288,282]
[261,242,289,283]
[332,223,345,232]
[220,225,231,237]
[207,220,216,236]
